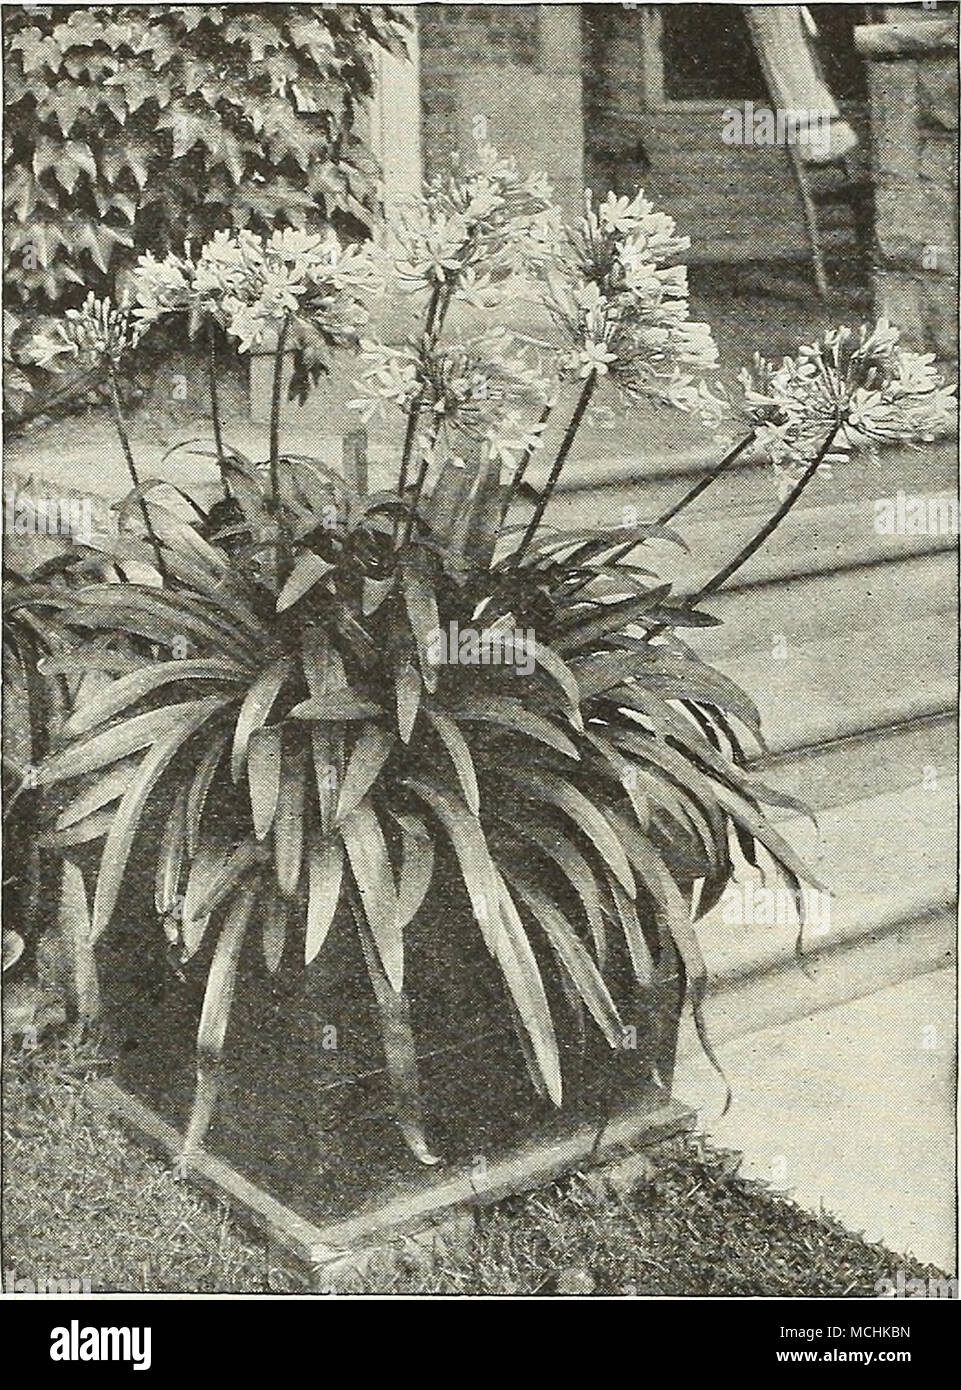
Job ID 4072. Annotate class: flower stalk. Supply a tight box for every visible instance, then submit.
[107,365,167,582]
[691,421,840,602]
[269,314,293,581]
[207,322,231,500]
[510,370,597,565]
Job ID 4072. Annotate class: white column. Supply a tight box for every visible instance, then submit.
[369,9,422,231]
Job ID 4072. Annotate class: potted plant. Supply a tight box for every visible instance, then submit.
[18,149,954,1205]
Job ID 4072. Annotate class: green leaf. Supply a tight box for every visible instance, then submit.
[91,697,227,940]
[400,562,440,695]
[422,708,480,816]
[247,726,282,841]
[288,692,382,720]
[64,658,243,738]
[53,760,137,831]
[185,732,229,858]
[155,784,188,915]
[197,880,255,1060]
[354,902,442,1166]
[493,870,562,1105]
[504,767,635,897]
[340,798,402,991]
[231,656,291,781]
[192,837,267,920]
[274,740,308,897]
[394,661,421,744]
[509,873,623,1049]
[184,879,257,1156]
[306,836,344,965]
[37,700,214,786]
[276,551,336,612]
[404,778,500,951]
[335,724,394,826]
[453,694,580,761]
[606,875,654,988]
[262,885,288,974]
[393,813,435,929]
[498,814,607,969]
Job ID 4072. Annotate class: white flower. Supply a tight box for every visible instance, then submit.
[742,319,957,466]
[29,292,140,369]
[578,340,618,376]
[530,186,720,419]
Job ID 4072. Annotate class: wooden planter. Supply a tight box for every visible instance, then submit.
[88,849,694,1288]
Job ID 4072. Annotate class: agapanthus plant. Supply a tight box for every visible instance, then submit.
[17,148,954,1170]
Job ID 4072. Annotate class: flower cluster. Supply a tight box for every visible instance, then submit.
[26,292,142,370]
[387,144,556,305]
[741,320,958,484]
[530,189,725,421]
[348,328,552,471]
[131,227,382,353]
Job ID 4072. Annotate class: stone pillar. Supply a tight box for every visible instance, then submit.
[368,9,422,226]
[855,16,958,358]
[417,3,584,212]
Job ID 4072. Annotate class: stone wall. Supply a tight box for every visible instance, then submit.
[856,16,959,357]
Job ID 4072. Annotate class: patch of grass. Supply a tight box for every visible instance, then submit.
[3,1039,951,1296]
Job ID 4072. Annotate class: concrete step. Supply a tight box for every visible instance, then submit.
[688,775,957,1031]
[712,611,957,757]
[753,711,956,816]
[676,967,956,1270]
[687,550,957,661]
[545,482,958,598]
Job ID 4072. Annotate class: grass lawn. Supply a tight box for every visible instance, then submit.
[3,1038,950,1296]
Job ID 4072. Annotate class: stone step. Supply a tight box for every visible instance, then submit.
[711,611,957,758]
[752,711,955,816]
[686,775,957,1044]
[688,550,957,660]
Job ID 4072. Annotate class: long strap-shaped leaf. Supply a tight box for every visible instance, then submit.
[38,700,215,787]
[183,881,256,1156]
[422,708,480,815]
[400,561,441,695]
[54,760,137,830]
[274,741,308,897]
[452,694,580,761]
[493,870,563,1105]
[403,778,500,950]
[508,873,623,1050]
[393,813,435,929]
[352,891,442,1166]
[185,732,229,857]
[335,724,395,826]
[155,784,189,915]
[493,812,607,970]
[306,836,344,965]
[503,766,635,896]
[340,798,403,991]
[602,804,732,1112]
[302,630,345,836]
[64,659,244,738]
[90,697,228,940]
[231,656,292,782]
[248,726,282,841]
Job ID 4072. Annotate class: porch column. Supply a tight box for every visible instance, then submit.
[369,8,422,227]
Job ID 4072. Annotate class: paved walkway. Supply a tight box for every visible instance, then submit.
[674,968,957,1274]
